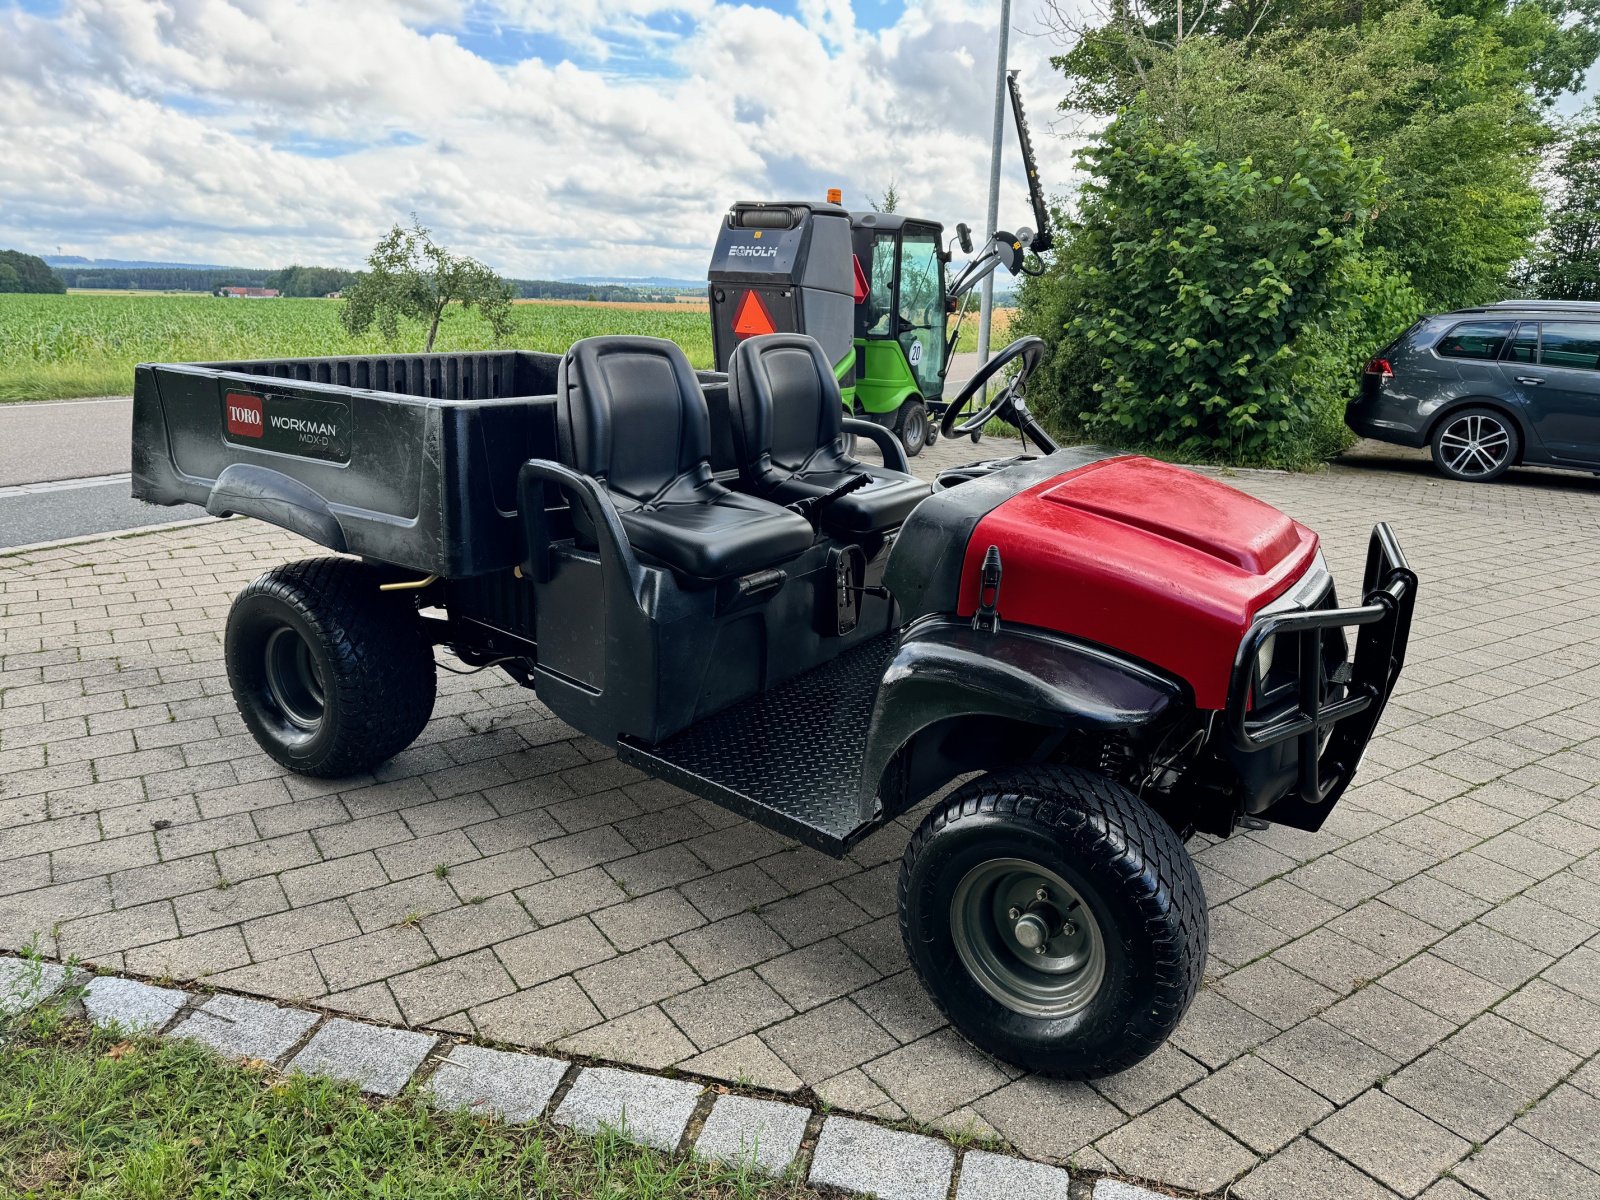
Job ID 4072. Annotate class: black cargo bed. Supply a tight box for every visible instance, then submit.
[617,633,896,854]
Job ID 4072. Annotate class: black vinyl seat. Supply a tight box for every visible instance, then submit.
[556,336,814,582]
[726,334,931,534]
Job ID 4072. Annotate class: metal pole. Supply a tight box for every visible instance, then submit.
[976,0,1013,368]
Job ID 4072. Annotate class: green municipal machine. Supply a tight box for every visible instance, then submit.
[707,72,1053,457]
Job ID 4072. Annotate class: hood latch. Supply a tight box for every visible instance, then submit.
[972,545,1003,633]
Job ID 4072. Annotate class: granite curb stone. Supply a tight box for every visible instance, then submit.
[424,1042,570,1123]
[693,1093,810,1175]
[168,994,319,1062]
[81,975,187,1033]
[0,958,70,1017]
[287,1017,437,1097]
[553,1065,703,1150]
[956,1149,1073,1200]
[808,1115,955,1200]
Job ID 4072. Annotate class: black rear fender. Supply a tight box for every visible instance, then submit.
[861,617,1187,821]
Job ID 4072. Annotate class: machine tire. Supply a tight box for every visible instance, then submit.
[895,399,929,458]
[226,558,436,778]
[1429,406,1519,483]
[898,765,1206,1078]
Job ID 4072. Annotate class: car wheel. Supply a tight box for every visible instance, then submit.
[1431,407,1519,482]
[898,765,1206,1078]
[896,399,928,458]
[226,558,436,777]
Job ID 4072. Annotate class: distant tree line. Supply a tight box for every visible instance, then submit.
[0,250,66,293]
[46,261,684,303]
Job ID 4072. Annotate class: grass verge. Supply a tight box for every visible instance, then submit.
[0,1001,823,1200]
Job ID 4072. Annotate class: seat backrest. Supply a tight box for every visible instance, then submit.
[557,336,711,504]
[727,334,845,486]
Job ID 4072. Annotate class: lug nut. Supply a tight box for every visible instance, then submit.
[1062,921,1077,937]
[1033,944,1046,955]
[1007,906,1021,921]
[1035,887,1049,902]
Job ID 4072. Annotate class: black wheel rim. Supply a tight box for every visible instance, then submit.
[950,858,1106,1017]
[1438,413,1511,477]
[263,625,325,732]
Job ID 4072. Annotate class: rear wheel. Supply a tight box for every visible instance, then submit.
[1431,407,1519,482]
[895,399,928,458]
[898,765,1206,1078]
[226,558,436,777]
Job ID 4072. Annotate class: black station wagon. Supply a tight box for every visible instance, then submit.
[1347,300,1600,482]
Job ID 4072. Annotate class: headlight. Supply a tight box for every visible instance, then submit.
[1256,634,1277,685]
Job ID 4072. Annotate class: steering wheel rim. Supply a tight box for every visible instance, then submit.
[941,336,1045,438]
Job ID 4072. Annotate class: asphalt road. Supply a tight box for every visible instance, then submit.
[0,396,212,551]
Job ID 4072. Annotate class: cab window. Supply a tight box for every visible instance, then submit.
[1537,322,1600,372]
[1435,321,1513,360]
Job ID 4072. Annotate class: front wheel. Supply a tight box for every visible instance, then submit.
[895,399,928,458]
[898,766,1206,1078]
[226,558,437,777]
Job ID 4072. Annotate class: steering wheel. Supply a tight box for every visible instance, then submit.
[941,335,1046,438]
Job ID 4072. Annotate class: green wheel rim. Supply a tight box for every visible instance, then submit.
[950,857,1106,1018]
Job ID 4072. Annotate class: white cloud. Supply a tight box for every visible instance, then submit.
[0,0,1088,278]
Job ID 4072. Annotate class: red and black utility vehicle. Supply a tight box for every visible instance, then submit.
[131,331,1415,1077]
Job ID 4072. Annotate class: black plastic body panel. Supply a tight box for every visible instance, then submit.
[884,447,1122,622]
[860,617,1187,824]
[131,350,737,579]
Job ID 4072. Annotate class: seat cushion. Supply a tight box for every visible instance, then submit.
[620,488,814,581]
[764,463,931,534]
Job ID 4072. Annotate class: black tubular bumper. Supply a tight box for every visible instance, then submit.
[1226,524,1418,815]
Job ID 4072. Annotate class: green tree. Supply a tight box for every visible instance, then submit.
[0,250,66,294]
[1524,109,1600,299]
[340,219,513,352]
[1064,117,1403,466]
[871,178,901,214]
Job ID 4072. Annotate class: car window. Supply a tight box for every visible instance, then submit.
[1507,323,1539,364]
[1537,322,1600,372]
[1435,321,1513,360]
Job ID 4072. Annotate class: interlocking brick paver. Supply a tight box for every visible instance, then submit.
[1312,1090,1468,1197]
[12,445,1600,1195]
[1096,1098,1257,1194]
[955,1150,1071,1200]
[1185,1054,1335,1154]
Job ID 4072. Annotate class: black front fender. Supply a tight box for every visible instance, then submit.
[858,617,1188,820]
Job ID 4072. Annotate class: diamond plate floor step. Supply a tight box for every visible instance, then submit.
[618,633,896,855]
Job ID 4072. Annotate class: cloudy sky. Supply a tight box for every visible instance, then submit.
[0,0,1088,279]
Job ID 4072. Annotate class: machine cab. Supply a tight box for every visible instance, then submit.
[851,213,947,406]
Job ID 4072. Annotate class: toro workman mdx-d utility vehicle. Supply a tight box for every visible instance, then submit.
[131,328,1415,1077]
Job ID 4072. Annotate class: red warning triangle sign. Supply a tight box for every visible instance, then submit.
[732,290,777,338]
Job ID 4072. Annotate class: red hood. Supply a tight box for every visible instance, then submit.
[957,456,1319,708]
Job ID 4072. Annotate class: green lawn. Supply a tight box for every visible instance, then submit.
[0,294,714,402]
[0,1003,820,1200]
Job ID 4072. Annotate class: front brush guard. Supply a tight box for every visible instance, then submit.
[1226,523,1417,814]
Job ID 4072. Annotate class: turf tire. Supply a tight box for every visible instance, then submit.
[898,765,1207,1078]
[226,558,436,778]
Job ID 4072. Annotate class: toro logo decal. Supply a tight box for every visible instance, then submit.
[225,392,264,438]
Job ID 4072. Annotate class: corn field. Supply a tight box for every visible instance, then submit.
[0,294,715,401]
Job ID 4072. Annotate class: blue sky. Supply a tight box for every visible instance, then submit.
[0,1,1591,278]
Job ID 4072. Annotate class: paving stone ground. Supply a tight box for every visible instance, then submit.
[4,436,1600,1196]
